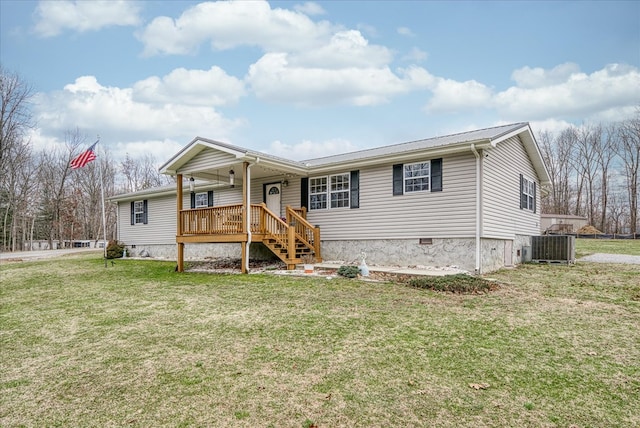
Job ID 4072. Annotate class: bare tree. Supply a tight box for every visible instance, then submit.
[592,124,618,232]
[573,125,600,226]
[539,129,575,214]
[618,111,640,234]
[0,65,34,251]
[119,153,172,192]
[36,129,82,248]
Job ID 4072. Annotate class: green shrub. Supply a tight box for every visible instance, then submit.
[407,274,497,294]
[106,240,125,259]
[337,265,359,278]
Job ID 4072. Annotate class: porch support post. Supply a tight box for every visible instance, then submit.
[241,161,249,274]
[176,173,184,272]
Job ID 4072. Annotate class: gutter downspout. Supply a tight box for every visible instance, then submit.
[244,157,259,273]
[470,144,481,274]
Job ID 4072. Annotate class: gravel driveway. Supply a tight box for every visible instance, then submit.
[579,253,640,265]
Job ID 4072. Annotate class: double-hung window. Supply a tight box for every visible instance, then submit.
[404,162,430,192]
[330,173,350,208]
[520,175,536,211]
[195,192,208,208]
[393,159,442,195]
[309,173,353,210]
[309,177,328,210]
[130,200,148,225]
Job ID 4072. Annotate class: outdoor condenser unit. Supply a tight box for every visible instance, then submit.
[531,235,576,264]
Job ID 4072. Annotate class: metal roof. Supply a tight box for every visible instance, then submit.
[303,122,529,167]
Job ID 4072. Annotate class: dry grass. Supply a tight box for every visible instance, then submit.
[1,250,639,427]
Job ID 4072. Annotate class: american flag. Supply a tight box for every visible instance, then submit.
[70,141,98,169]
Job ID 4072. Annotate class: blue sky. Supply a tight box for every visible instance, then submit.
[1,0,639,163]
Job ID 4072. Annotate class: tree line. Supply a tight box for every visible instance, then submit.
[539,114,639,235]
[1,66,639,252]
[1,66,172,252]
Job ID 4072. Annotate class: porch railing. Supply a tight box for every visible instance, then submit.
[179,203,321,263]
[180,204,244,235]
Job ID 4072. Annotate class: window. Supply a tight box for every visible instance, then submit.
[130,200,148,225]
[309,177,327,210]
[190,190,214,209]
[307,171,359,211]
[330,173,350,208]
[393,159,442,195]
[195,192,208,208]
[520,175,536,211]
[404,162,430,192]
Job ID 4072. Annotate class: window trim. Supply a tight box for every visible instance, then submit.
[520,175,536,212]
[393,158,442,196]
[309,176,328,210]
[329,173,350,209]
[194,192,208,208]
[130,199,148,225]
[403,161,431,193]
[308,171,359,210]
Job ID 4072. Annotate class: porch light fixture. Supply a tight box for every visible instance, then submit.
[282,180,289,187]
[189,177,195,193]
[229,169,235,188]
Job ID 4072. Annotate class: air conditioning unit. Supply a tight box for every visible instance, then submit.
[531,235,576,264]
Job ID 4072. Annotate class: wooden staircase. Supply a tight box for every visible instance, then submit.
[178,203,321,270]
[260,206,322,269]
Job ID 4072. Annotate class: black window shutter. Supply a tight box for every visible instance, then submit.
[431,158,442,192]
[190,193,195,209]
[519,174,524,209]
[533,182,537,213]
[208,191,214,207]
[262,183,267,204]
[301,177,309,209]
[143,200,148,224]
[392,164,403,195]
[130,201,135,225]
[350,170,360,209]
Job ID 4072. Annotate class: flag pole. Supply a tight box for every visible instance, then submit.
[96,136,108,268]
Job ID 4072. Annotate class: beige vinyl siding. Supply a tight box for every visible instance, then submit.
[180,150,236,172]
[306,152,477,240]
[482,136,541,239]
[117,194,176,245]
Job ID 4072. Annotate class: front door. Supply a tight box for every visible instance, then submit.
[266,183,282,217]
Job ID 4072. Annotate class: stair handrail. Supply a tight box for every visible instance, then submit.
[256,204,290,250]
[286,206,321,261]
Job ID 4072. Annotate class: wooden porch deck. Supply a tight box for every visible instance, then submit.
[176,204,321,270]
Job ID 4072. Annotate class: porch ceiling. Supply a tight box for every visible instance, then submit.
[184,162,304,183]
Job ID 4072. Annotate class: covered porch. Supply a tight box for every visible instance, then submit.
[161,137,321,273]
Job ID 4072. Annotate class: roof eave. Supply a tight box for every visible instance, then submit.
[308,140,494,172]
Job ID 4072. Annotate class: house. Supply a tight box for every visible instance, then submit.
[541,214,589,235]
[110,122,550,274]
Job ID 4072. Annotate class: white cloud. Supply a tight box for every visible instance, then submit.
[247,52,417,106]
[32,76,244,156]
[397,26,414,37]
[137,0,336,56]
[293,2,326,16]
[33,0,141,37]
[511,63,581,89]
[268,138,359,160]
[494,63,640,121]
[425,78,493,113]
[421,63,640,125]
[132,66,246,106]
[290,30,393,69]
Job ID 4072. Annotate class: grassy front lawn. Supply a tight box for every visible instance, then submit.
[575,237,640,257]
[1,254,639,427]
